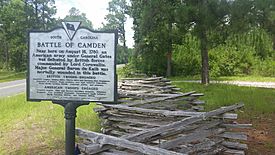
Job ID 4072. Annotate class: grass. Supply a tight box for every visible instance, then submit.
[170,75,275,82]
[0,71,26,83]
[172,81,275,117]
[216,75,275,82]
[0,93,100,154]
[1,67,275,153]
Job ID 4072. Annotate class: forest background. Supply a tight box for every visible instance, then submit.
[0,0,275,84]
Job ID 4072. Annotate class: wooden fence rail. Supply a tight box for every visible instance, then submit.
[77,77,250,155]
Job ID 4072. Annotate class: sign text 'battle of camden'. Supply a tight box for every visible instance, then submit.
[28,22,116,102]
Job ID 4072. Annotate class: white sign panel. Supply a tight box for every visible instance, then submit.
[28,22,117,102]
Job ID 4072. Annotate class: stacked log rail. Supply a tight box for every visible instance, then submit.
[118,77,204,111]
[77,77,250,155]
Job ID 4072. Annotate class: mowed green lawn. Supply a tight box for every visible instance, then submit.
[170,75,275,82]
[0,71,26,83]
[0,94,100,154]
[173,82,275,116]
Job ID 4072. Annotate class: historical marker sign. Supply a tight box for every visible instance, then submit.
[28,22,117,102]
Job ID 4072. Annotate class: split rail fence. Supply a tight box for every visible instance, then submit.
[76,77,251,155]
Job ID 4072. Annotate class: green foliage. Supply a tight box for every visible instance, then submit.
[25,0,57,30]
[133,48,167,75]
[253,58,275,77]
[103,0,128,43]
[9,43,27,71]
[129,0,275,79]
[226,28,274,59]
[103,0,131,64]
[209,28,274,77]
[130,0,177,76]
[117,63,136,78]
[116,45,132,64]
[0,0,28,71]
[0,0,274,79]
[172,34,201,76]
[171,27,275,77]
[209,44,256,77]
[63,7,93,29]
[0,0,57,71]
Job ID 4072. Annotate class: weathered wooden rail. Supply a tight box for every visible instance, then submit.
[77,77,251,155]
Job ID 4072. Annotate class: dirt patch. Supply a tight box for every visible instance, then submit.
[239,115,275,155]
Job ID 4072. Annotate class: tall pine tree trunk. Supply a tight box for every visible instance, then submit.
[197,0,210,85]
[166,51,172,77]
[166,18,173,77]
[42,3,46,30]
[34,1,38,29]
[200,28,209,84]
[122,24,127,63]
[5,45,9,69]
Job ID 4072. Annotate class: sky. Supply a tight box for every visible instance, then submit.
[54,0,134,48]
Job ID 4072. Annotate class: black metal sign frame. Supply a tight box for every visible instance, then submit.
[27,25,118,104]
[27,22,118,155]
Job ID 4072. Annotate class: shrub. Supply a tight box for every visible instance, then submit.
[172,35,201,76]
[209,44,256,77]
[253,58,275,77]
[117,63,137,78]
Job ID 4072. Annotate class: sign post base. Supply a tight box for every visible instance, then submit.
[53,101,89,155]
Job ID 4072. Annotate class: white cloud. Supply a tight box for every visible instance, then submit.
[54,0,134,48]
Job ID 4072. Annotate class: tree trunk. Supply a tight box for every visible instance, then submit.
[166,51,172,77]
[200,29,209,84]
[34,1,38,29]
[42,3,46,30]
[5,45,9,69]
[122,23,127,63]
[166,18,173,77]
[273,34,275,51]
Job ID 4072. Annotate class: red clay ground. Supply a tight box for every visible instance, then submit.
[239,114,275,155]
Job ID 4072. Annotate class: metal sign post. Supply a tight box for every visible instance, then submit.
[27,21,117,154]
[53,101,89,155]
